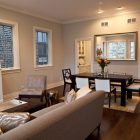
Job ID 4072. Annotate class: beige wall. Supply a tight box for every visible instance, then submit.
[0,7,64,94]
[63,13,140,78]
[1,7,140,94]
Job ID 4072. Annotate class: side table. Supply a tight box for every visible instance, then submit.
[47,90,59,106]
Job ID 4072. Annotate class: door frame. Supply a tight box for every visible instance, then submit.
[74,37,94,74]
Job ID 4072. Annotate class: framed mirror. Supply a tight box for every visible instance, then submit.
[94,32,138,60]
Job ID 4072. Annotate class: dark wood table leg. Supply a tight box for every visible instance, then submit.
[121,80,126,106]
[127,91,132,99]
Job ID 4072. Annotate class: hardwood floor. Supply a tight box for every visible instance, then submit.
[86,108,140,140]
[3,85,140,140]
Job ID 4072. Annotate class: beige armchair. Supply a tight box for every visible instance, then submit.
[19,75,47,104]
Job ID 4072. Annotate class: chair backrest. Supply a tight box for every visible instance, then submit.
[26,75,46,90]
[76,77,89,89]
[62,69,72,83]
[95,79,110,92]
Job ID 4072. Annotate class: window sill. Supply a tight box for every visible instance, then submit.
[1,68,21,75]
[34,65,53,70]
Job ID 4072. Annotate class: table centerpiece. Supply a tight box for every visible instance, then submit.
[96,48,110,75]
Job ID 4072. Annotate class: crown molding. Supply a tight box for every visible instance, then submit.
[0,5,62,24]
[0,4,140,25]
[62,10,140,24]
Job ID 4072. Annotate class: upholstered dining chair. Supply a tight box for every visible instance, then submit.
[76,77,94,90]
[126,79,140,98]
[19,75,47,104]
[76,77,89,89]
[95,78,116,108]
[62,68,73,96]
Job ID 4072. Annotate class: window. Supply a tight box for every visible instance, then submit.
[34,27,52,68]
[130,41,135,59]
[107,41,126,59]
[0,19,19,70]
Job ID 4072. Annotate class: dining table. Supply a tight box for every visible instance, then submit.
[71,73,133,106]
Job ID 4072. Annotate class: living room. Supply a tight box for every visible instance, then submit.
[0,0,140,139]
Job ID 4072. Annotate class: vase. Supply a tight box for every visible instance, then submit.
[101,66,105,76]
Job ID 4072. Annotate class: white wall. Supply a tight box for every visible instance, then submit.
[63,13,140,78]
[0,7,64,94]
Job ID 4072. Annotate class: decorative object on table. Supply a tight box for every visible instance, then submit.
[96,48,110,75]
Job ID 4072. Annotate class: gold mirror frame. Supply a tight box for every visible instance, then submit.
[94,32,138,60]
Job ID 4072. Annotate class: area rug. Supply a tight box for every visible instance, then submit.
[104,96,140,113]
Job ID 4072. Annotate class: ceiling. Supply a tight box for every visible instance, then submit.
[0,0,140,24]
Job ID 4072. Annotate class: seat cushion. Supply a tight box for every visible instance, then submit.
[19,89,43,96]
[65,78,72,83]
[127,83,140,90]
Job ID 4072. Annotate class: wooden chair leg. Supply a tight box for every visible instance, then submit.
[40,95,43,102]
[114,89,116,103]
[44,93,47,103]
[63,84,66,96]
[108,93,111,108]
[127,91,132,99]
[19,95,21,100]
[97,124,101,135]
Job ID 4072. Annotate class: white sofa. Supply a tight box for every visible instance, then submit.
[0,91,105,140]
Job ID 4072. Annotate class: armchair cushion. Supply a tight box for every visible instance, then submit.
[26,75,46,89]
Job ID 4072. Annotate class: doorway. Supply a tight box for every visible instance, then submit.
[75,38,93,74]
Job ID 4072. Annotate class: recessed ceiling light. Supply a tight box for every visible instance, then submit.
[117,6,124,10]
[97,9,104,14]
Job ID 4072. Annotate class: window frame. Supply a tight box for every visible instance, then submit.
[0,19,20,72]
[106,40,127,59]
[33,26,53,69]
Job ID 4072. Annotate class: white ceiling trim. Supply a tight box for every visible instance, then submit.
[62,10,140,24]
[0,4,140,25]
[0,5,62,24]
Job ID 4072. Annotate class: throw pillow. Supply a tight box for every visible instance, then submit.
[0,112,31,133]
[0,128,3,135]
[64,89,76,104]
[76,86,92,100]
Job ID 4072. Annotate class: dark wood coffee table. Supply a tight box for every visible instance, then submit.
[0,99,28,112]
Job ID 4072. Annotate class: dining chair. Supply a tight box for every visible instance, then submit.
[76,77,95,90]
[111,72,126,86]
[126,79,140,98]
[76,77,89,89]
[62,68,73,96]
[18,75,47,104]
[95,78,116,108]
